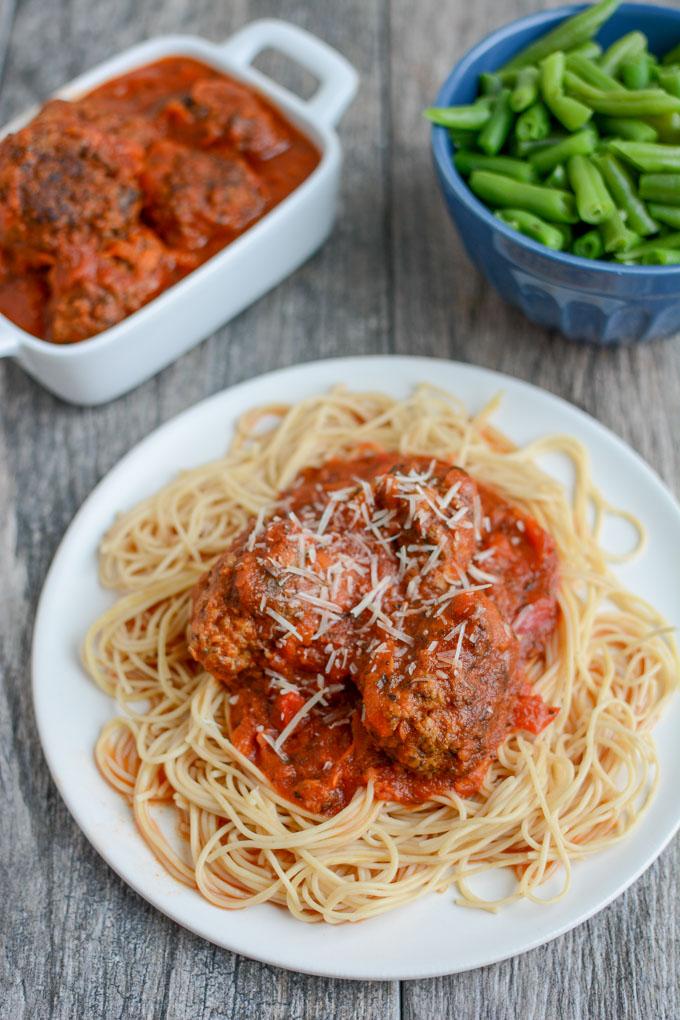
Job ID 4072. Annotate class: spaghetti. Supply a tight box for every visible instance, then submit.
[84,385,678,922]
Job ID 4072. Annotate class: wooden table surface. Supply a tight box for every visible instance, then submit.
[1,0,679,1016]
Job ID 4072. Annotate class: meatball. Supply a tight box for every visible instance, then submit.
[164,77,290,160]
[0,100,143,262]
[140,139,267,250]
[189,499,396,687]
[47,228,173,343]
[358,592,520,778]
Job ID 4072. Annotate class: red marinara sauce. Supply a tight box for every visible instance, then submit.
[0,57,319,343]
[189,453,560,816]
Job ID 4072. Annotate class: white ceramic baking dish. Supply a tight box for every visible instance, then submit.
[0,20,358,405]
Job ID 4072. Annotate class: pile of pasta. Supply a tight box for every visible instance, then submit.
[84,385,678,922]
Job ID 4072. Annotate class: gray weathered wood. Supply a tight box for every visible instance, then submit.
[0,0,678,1017]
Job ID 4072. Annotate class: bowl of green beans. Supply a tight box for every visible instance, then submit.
[429,1,680,344]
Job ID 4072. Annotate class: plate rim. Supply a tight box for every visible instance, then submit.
[31,354,680,980]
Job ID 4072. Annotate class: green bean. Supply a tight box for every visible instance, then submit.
[541,50,565,96]
[480,72,503,96]
[639,173,680,205]
[615,232,680,261]
[599,208,640,252]
[573,229,605,258]
[545,163,568,188]
[594,152,659,235]
[567,154,615,223]
[568,41,603,61]
[639,248,680,264]
[510,67,539,112]
[656,68,680,100]
[513,134,567,158]
[469,170,578,223]
[454,151,536,182]
[608,140,680,173]
[495,208,567,249]
[424,99,492,130]
[529,127,598,175]
[662,42,680,67]
[599,31,647,77]
[515,101,551,141]
[646,202,680,229]
[538,89,592,131]
[502,0,619,72]
[565,53,625,92]
[541,52,593,130]
[564,73,680,116]
[597,116,658,142]
[621,52,651,90]
[614,232,680,259]
[478,89,514,155]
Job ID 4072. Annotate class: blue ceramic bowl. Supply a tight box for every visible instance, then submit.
[432,3,680,345]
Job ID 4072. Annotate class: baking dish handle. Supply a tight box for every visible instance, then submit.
[219,19,358,129]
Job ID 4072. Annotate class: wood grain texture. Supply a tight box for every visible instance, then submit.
[0,0,678,1017]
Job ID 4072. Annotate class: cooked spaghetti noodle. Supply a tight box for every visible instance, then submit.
[84,385,678,922]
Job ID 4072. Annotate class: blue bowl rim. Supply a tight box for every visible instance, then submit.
[431,1,680,277]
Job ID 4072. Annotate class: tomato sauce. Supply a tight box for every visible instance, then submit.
[190,453,560,815]
[0,57,319,342]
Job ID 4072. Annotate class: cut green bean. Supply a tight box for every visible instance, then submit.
[646,202,680,228]
[545,163,568,188]
[567,154,615,223]
[565,53,625,92]
[469,170,578,222]
[513,134,567,158]
[639,248,680,264]
[529,127,598,175]
[548,91,594,131]
[478,89,514,155]
[515,101,551,141]
[608,140,680,173]
[639,173,680,205]
[564,73,680,116]
[599,31,647,77]
[510,67,539,112]
[568,41,602,61]
[454,151,536,182]
[621,52,651,90]
[599,208,640,252]
[480,72,503,96]
[656,68,680,99]
[573,229,605,258]
[594,152,659,235]
[541,51,594,130]
[597,116,658,142]
[614,232,680,259]
[495,208,567,249]
[502,0,619,72]
[424,99,492,130]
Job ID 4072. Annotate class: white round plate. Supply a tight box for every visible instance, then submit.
[33,356,680,980]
